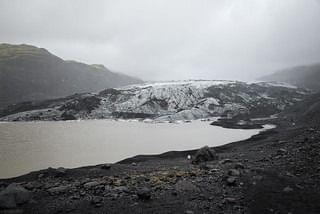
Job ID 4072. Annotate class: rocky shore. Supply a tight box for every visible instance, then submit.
[1,117,320,213]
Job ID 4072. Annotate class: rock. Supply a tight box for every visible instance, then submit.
[283,186,293,193]
[277,148,287,155]
[228,169,240,176]
[91,196,103,207]
[47,185,70,194]
[234,162,245,169]
[137,187,151,200]
[61,111,77,120]
[226,177,237,186]
[84,181,101,189]
[114,186,129,193]
[38,173,45,179]
[54,167,67,177]
[24,181,42,190]
[252,175,263,181]
[219,159,233,164]
[0,183,32,209]
[70,195,80,200]
[80,190,86,196]
[174,180,199,192]
[192,146,218,164]
[101,164,112,170]
[223,197,237,204]
[185,210,194,214]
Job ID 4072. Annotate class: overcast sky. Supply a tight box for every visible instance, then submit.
[1,0,320,81]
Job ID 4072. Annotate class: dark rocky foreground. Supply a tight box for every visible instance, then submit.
[1,118,320,214]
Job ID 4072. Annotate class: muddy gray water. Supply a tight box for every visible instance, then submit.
[0,120,266,178]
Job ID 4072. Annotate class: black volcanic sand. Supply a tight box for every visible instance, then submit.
[1,121,320,214]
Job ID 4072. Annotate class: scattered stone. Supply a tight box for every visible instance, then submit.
[226,177,237,186]
[277,148,287,155]
[252,175,263,181]
[234,162,245,169]
[0,183,32,209]
[47,185,70,194]
[131,162,137,166]
[185,210,194,214]
[70,195,80,200]
[223,197,237,204]
[84,181,101,189]
[192,146,218,164]
[283,186,294,193]
[114,186,129,193]
[137,187,151,200]
[24,181,42,190]
[228,169,240,176]
[80,190,86,196]
[91,196,103,207]
[38,173,45,179]
[219,159,233,164]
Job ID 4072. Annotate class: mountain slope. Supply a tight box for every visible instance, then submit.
[259,63,320,91]
[0,80,308,122]
[0,43,143,108]
[282,92,320,125]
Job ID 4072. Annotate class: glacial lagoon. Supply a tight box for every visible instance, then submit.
[0,120,269,178]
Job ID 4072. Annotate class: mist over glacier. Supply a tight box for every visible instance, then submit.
[1,0,320,81]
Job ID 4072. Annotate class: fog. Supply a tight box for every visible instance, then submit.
[1,0,320,81]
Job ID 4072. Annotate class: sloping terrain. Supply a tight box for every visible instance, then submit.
[1,100,320,214]
[281,92,320,125]
[259,63,320,91]
[0,43,143,108]
[0,80,308,121]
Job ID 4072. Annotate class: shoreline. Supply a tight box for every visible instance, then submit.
[1,119,320,213]
[0,119,270,180]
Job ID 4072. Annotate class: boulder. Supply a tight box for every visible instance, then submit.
[47,185,70,194]
[137,187,151,200]
[192,146,218,164]
[0,183,32,209]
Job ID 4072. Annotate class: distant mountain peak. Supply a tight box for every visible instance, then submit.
[0,43,143,108]
[259,63,320,91]
[0,43,54,58]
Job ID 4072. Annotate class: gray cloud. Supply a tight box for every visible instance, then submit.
[1,0,320,81]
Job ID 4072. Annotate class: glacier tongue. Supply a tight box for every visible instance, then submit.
[0,80,309,122]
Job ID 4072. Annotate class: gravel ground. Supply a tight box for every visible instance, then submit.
[1,120,320,214]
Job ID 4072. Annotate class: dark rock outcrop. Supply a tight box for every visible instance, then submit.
[192,146,218,164]
[0,183,32,209]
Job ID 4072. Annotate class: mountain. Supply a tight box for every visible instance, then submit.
[282,92,320,125]
[0,80,308,122]
[259,63,320,91]
[0,43,143,108]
